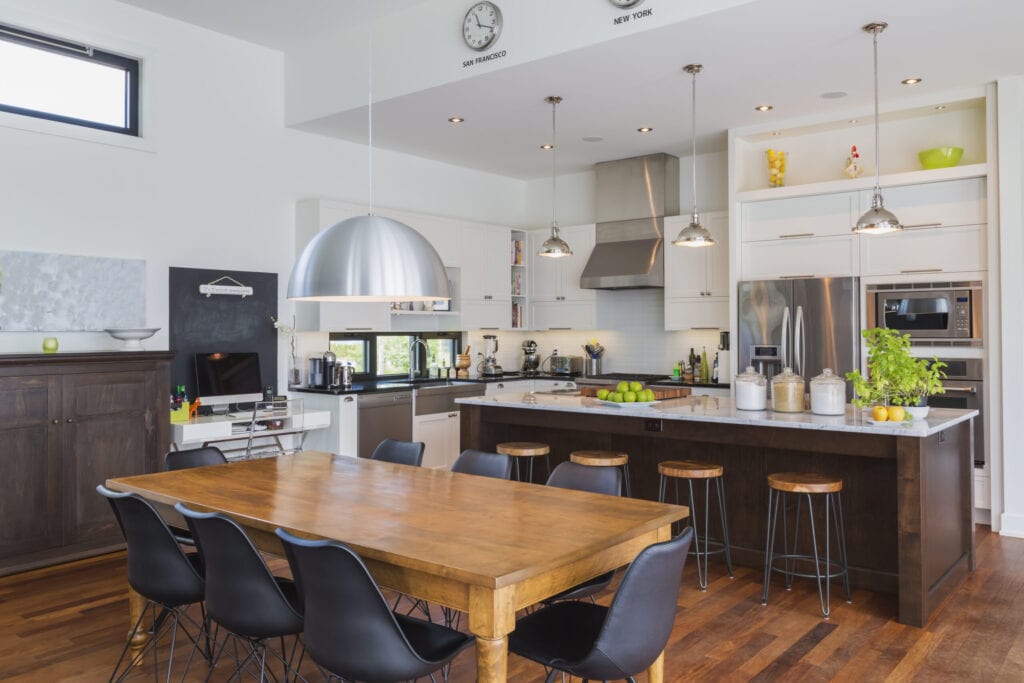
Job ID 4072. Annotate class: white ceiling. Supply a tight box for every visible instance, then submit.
[119,0,1024,179]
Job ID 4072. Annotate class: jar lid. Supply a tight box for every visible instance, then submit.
[810,368,845,385]
[736,366,767,385]
[771,366,804,384]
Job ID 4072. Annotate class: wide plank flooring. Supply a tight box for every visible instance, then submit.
[1,526,1021,681]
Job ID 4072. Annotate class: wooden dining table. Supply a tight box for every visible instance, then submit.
[106,451,688,682]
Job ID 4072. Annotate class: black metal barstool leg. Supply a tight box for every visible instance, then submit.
[716,476,734,577]
[622,463,632,497]
[806,493,829,619]
[702,478,711,589]
[834,491,852,603]
[687,479,706,590]
[762,487,779,605]
[513,457,521,482]
[545,453,551,479]
[782,492,793,590]
[825,492,832,619]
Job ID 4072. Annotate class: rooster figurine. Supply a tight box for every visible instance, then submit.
[844,144,864,178]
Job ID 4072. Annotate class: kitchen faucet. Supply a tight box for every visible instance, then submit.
[409,338,429,380]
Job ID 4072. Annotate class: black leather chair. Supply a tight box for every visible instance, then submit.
[164,446,227,471]
[510,528,694,683]
[370,438,425,466]
[450,449,512,479]
[277,528,474,683]
[96,485,209,683]
[542,461,623,603]
[175,504,304,681]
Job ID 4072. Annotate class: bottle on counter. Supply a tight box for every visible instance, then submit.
[712,352,719,384]
[809,368,846,415]
[771,367,805,413]
[735,366,768,410]
[673,363,681,379]
[700,347,709,385]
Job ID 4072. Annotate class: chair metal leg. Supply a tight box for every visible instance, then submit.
[715,476,734,578]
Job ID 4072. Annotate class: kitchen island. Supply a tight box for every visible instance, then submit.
[458,393,978,627]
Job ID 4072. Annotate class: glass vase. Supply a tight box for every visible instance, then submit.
[766,149,787,187]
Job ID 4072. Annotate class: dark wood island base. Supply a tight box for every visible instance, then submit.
[460,399,975,627]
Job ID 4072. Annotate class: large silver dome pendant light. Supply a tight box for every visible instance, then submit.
[854,22,903,236]
[287,5,450,302]
[673,64,715,248]
[538,95,573,258]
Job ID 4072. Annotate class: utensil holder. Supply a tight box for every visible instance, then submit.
[584,358,602,377]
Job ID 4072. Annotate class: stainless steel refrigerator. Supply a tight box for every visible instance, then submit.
[738,277,860,400]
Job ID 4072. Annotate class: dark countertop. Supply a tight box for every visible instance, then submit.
[290,372,579,396]
[653,379,731,389]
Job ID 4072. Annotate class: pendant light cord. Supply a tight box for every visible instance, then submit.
[367,0,374,216]
[690,67,699,220]
[551,97,558,231]
[872,26,881,198]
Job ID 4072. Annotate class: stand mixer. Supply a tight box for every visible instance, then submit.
[521,339,541,376]
[479,334,503,377]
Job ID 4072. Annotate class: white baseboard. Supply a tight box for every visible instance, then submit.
[998,513,1024,538]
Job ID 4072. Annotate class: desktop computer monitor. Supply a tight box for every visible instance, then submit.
[194,351,262,408]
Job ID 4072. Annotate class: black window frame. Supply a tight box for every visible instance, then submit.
[0,23,140,137]
[329,331,462,381]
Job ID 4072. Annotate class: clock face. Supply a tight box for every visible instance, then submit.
[463,2,502,52]
[609,0,646,7]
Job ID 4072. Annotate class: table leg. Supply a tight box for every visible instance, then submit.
[475,636,508,683]
[128,587,149,664]
[647,650,665,683]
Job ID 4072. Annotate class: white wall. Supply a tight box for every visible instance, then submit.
[0,0,525,387]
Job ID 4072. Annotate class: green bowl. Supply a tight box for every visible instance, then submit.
[918,146,963,169]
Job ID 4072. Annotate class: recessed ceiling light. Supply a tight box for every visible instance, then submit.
[934,105,947,111]
[582,136,604,143]
[901,77,923,85]
[820,91,848,99]
[755,104,773,112]
[771,131,782,137]
[638,127,654,133]
[849,119,859,124]
[540,143,554,150]
[447,116,464,123]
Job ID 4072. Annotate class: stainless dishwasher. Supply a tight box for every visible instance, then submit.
[357,391,413,457]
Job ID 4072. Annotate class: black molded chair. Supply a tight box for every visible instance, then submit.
[542,461,623,603]
[510,528,694,683]
[450,449,512,479]
[370,438,425,466]
[96,485,209,683]
[163,446,227,471]
[277,528,474,683]
[175,503,304,681]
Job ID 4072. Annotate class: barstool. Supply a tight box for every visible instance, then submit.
[762,472,851,619]
[495,442,550,483]
[658,460,733,591]
[569,450,631,497]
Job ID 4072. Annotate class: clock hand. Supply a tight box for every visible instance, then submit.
[474,14,482,28]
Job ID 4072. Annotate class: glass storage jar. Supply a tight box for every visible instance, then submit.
[735,366,768,411]
[771,367,805,413]
[809,368,846,416]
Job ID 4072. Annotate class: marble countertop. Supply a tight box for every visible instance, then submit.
[456,393,977,438]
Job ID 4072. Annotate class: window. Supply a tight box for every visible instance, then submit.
[329,332,461,380]
[0,23,140,136]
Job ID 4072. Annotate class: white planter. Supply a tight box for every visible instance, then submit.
[905,405,930,420]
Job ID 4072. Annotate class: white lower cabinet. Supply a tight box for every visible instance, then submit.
[296,393,359,457]
[414,411,461,469]
[484,380,534,397]
[741,235,858,279]
[532,379,576,391]
[665,297,729,330]
[689,387,731,398]
[860,224,986,276]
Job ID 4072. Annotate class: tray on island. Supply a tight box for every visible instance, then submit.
[595,399,658,408]
[580,386,690,400]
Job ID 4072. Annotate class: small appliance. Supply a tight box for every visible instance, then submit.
[521,339,541,376]
[480,334,503,377]
[550,355,583,376]
[322,350,337,388]
[867,282,982,344]
[307,356,325,389]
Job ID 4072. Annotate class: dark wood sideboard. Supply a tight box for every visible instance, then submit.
[0,351,173,576]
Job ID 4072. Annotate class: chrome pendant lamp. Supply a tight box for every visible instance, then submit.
[853,22,902,236]
[538,95,572,258]
[287,5,450,302]
[673,64,715,247]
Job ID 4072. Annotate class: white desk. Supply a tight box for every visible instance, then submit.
[170,407,331,457]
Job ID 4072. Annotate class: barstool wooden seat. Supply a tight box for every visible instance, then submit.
[569,450,631,496]
[496,442,550,483]
[658,460,733,590]
[762,472,851,619]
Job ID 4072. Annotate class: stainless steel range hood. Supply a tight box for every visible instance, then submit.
[580,153,679,290]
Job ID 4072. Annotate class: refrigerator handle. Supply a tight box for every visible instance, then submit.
[795,305,805,377]
[781,306,791,369]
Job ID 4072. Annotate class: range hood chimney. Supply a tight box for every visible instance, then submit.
[580,153,679,290]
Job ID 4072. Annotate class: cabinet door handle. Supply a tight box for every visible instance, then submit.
[344,396,354,402]
[900,267,943,274]
[778,232,815,239]
[345,327,372,331]
[779,274,815,279]
[480,327,499,331]
[496,383,505,389]
[548,327,572,330]
[902,222,943,229]
[690,326,720,330]
[66,418,74,423]
[484,295,493,300]
[448,412,459,418]
[52,419,60,425]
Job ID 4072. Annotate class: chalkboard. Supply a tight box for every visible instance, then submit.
[169,267,278,400]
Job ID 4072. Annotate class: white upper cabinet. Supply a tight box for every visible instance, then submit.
[665,212,729,297]
[741,235,859,280]
[859,177,987,230]
[530,224,596,302]
[861,225,986,276]
[461,224,511,302]
[382,210,461,267]
[741,193,857,242]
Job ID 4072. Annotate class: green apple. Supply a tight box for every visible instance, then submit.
[623,391,637,403]
[596,388,610,400]
[610,392,622,402]
[616,381,630,394]
[629,381,643,392]
[647,389,657,402]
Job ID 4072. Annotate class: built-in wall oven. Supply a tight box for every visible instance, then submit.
[867,281,982,345]
[928,358,984,467]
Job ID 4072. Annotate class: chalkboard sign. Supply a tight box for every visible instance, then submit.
[169,267,278,401]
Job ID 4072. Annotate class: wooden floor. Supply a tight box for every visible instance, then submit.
[1,526,1021,682]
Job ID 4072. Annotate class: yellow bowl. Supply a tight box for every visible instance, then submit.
[918,147,963,169]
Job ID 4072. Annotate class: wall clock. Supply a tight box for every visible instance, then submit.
[463,2,503,52]
[609,0,646,8]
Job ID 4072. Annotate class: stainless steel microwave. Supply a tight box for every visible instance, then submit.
[866,281,982,344]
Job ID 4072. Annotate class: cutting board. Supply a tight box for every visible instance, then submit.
[580,385,691,399]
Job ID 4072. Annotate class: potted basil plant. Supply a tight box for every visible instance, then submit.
[845,328,946,420]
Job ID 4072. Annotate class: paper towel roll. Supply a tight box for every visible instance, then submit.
[717,349,732,385]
